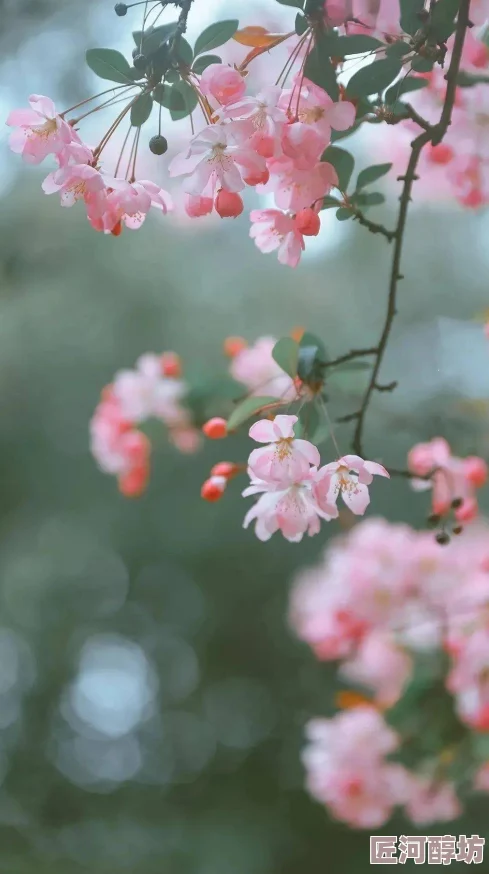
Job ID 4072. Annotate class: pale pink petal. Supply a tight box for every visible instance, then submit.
[326,101,356,131]
[29,94,57,117]
[272,414,297,439]
[364,460,390,478]
[342,483,370,515]
[294,438,320,467]
[6,108,41,126]
[249,419,278,443]
[8,128,28,154]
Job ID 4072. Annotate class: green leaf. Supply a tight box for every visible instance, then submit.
[385,75,428,104]
[297,332,327,383]
[277,0,304,7]
[227,396,281,431]
[410,55,434,73]
[192,54,222,74]
[169,80,198,120]
[385,40,412,57]
[152,83,170,107]
[271,337,299,379]
[336,207,354,221]
[295,12,308,35]
[165,69,180,84]
[194,19,239,56]
[176,37,193,66]
[86,48,133,84]
[400,0,425,35]
[353,191,385,207]
[346,57,402,97]
[130,93,153,126]
[304,32,339,100]
[133,22,178,55]
[322,145,354,192]
[430,0,460,42]
[355,162,392,190]
[334,34,384,55]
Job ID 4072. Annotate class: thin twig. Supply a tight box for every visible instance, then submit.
[351,210,396,241]
[351,0,471,459]
[322,348,378,369]
[169,0,194,61]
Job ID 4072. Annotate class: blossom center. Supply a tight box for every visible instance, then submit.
[299,106,325,124]
[31,117,58,139]
[275,436,294,461]
[336,465,357,493]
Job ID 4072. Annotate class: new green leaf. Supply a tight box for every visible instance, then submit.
[271,337,299,378]
[86,48,133,84]
[322,145,354,192]
[400,0,425,35]
[334,34,384,55]
[346,57,402,97]
[169,80,198,120]
[194,20,239,56]
[355,163,392,190]
[131,93,153,126]
[304,32,339,101]
[227,396,281,431]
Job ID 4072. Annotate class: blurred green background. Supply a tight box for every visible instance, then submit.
[2,1,489,871]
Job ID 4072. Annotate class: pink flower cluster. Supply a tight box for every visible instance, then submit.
[303,707,461,828]
[408,436,487,523]
[291,516,489,826]
[242,414,389,541]
[229,335,298,400]
[169,71,355,266]
[90,352,199,495]
[6,95,172,235]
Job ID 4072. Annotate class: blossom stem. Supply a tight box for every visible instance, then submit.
[60,85,134,117]
[351,0,471,459]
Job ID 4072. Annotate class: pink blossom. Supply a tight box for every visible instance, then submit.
[243,468,338,543]
[169,124,266,196]
[199,63,246,107]
[248,414,320,483]
[265,160,338,212]
[249,209,305,267]
[408,437,485,521]
[230,335,297,400]
[315,454,390,516]
[219,86,286,157]
[340,632,412,707]
[287,81,356,144]
[42,162,107,220]
[302,707,406,827]
[6,94,73,164]
[281,122,326,170]
[404,775,462,825]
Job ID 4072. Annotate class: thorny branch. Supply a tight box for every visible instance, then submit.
[348,0,471,461]
[169,0,194,59]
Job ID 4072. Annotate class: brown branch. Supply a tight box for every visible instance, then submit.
[351,0,471,459]
[322,347,378,369]
[351,210,396,241]
[169,0,194,60]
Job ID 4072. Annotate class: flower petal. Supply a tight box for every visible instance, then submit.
[342,483,370,515]
[249,419,277,442]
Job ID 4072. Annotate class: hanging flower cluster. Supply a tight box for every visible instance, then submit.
[90,351,199,495]
[291,516,489,827]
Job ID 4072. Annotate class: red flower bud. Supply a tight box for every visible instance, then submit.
[202,417,228,439]
[215,189,244,218]
[295,207,321,236]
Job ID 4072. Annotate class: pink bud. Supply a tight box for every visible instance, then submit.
[428,143,454,165]
[160,351,182,378]
[463,456,488,487]
[199,63,246,106]
[243,168,270,186]
[223,336,247,357]
[118,464,149,497]
[211,461,239,478]
[454,496,479,523]
[202,417,228,439]
[185,194,214,218]
[201,476,226,502]
[295,207,321,236]
[215,190,244,219]
[253,135,276,158]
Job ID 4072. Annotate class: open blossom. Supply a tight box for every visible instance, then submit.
[404,775,462,825]
[249,209,305,267]
[408,437,487,521]
[302,708,406,828]
[219,86,286,155]
[169,124,266,196]
[199,63,246,107]
[340,632,412,708]
[284,80,356,144]
[230,335,297,400]
[42,161,107,219]
[6,94,73,164]
[266,159,338,212]
[315,455,390,516]
[248,414,320,483]
[91,179,172,233]
[243,467,338,542]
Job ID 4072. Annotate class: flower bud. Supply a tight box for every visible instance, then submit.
[243,168,270,186]
[184,194,213,218]
[201,476,226,502]
[215,189,244,219]
[118,465,148,497]
[133,53,147,70]
[160,352,181,378]
[428,143,454,165]
[295,207,321,236]
[463,456,488,488]
[211,461,239,478]
[223,336,247,357]
[202,417,227,439]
